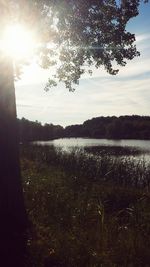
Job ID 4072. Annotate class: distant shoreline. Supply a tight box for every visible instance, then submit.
[18,115,150,142]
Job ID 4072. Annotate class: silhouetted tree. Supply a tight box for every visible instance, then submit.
[18,118,64,141]
[63,115,150,139]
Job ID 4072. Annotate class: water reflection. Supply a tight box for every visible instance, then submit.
[33,138,150,149]
[33,138,150,161]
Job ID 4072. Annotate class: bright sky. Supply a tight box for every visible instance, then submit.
[15,3,150,127]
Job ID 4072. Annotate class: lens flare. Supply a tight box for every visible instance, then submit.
[0,24,35,60]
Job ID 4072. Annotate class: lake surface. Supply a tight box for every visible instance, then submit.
[33,138,150,160]
[34,138,150,149]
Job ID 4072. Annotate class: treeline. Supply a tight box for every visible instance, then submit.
[64,115,150,140]
[18,115,150,142]
[18,118,64,142]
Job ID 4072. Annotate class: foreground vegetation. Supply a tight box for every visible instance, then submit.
[21,145,150,267]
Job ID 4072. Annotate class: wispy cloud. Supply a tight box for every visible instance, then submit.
[136,33,150,43]
[15,8,150,126]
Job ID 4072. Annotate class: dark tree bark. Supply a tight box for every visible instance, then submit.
[0,54,28,266]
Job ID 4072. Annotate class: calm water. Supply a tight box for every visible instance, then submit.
[34,138,150,149]
[33,138,150,160]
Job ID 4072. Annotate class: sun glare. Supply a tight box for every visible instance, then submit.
[0,24,35,60]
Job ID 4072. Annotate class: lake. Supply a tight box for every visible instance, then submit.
[33,138,150,161]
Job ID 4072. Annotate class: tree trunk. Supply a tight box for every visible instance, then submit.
[0,54,28,266]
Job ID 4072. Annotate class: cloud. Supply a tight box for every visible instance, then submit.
[15,13,150,126]
[136,33,150,43]
[16,69,150,126]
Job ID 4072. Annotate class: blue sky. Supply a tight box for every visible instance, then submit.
[15,2,150,126]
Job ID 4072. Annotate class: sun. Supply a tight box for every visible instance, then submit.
[0,24,35,60]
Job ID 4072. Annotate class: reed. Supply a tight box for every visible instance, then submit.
[21,145,150,267]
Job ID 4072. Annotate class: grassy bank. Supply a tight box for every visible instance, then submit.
[21,145,150,267]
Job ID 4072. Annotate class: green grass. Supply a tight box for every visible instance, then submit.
[21,145,150,267]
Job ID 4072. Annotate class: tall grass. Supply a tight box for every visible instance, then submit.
[21,145,150,267]
[21,144,150,190]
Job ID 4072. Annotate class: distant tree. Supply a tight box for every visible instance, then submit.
[18,118,64,141]
[65,115,150,139]
[65,124,83,137]
[0,0,149,265]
